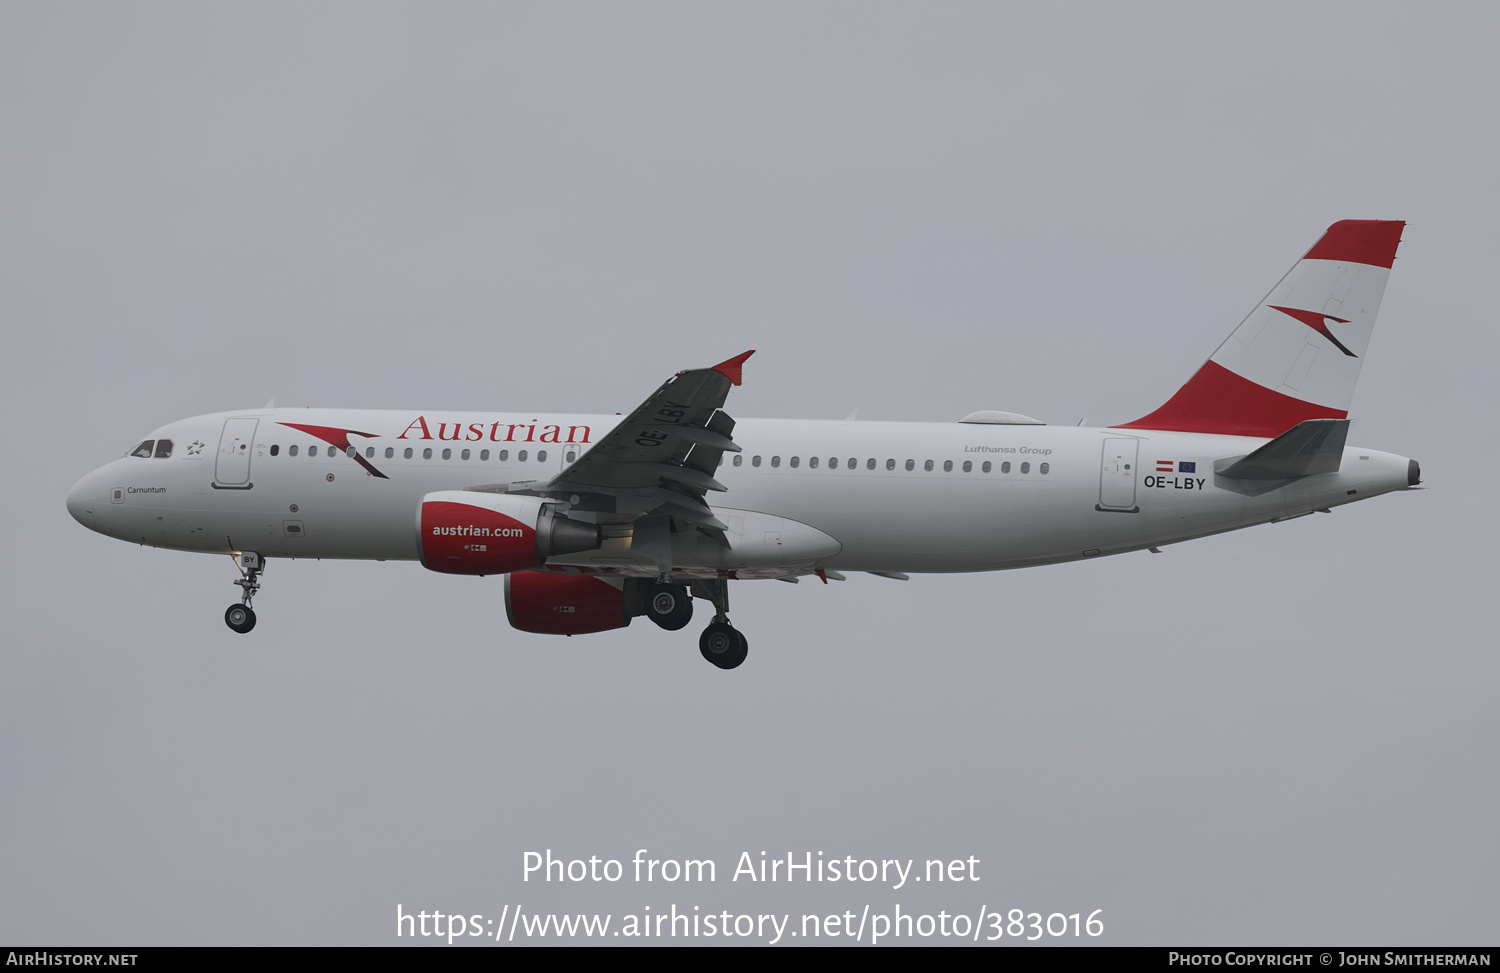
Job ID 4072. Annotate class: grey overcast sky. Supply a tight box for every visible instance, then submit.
[2,2,1496,946]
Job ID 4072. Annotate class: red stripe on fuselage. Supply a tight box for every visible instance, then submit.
[1114,360,1346,438]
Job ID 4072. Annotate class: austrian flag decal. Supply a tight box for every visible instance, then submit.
[1144,459,1207,492]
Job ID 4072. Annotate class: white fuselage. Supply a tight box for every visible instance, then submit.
[66,408,1415,578]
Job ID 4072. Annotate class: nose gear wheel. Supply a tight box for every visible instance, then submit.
[224,604,256,633]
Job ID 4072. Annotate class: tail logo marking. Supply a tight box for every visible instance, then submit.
[1268,305,1358,358]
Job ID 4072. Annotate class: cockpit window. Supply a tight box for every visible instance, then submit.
[154,439,173,458]
[130,440,155,458]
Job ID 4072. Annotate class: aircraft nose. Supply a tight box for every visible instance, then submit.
[67,473,98,530]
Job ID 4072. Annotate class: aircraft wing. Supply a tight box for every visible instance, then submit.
[508,351,754,531]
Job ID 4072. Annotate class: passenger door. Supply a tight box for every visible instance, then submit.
[214,418,259,487]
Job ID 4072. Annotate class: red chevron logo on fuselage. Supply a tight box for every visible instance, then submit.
[278,422,389,479]
[1269,305,1357,358]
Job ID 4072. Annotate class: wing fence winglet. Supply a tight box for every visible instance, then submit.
[711,350,755,386]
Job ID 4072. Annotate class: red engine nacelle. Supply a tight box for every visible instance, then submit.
[505,571,631,635]
[417,491,601,576]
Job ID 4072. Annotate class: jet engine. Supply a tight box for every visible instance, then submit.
[417,491,601,576]
[505,571,631,635]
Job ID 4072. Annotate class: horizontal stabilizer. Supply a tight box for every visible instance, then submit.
[1214,419,1349,480]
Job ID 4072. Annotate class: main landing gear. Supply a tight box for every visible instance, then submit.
[643,577,749,669]
[699,622,748,670]
[225,551,263,634]
[645,581,694,631]
[691,579,747,670]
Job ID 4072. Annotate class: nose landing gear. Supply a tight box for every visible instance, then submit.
[225,551,263,634]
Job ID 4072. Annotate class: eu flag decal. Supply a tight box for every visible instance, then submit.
[1178,461,1196,473]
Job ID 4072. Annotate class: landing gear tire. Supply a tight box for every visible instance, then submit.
[699,622,748,669]
[224,604,257,634]
[646,583,694,631]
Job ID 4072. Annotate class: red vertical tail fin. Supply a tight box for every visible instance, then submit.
[1116,220,1405,438]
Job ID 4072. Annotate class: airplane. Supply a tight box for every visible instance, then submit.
[66,220,1418,669]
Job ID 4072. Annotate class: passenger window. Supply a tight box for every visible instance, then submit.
[270,444,280,457]
[790,456,800,468]
[982,461,991,473]
[366,447,375,458]
[403,447,413,459]
[309,445,319,457]
[1040,462,1050,474]
[385,447,394,459]
[752,455,762,468]
[867,458,876,470]
[924,460,934,471]
[461,449,470,460]
[1021,462,1030,474]
[346,447,356,458]
[518,450,528,462]
[962,461,971,472]
[289,445,299,457]
[154,439,173,458]
[480,449,490,461]
[733,455,743,467]
[498,450,509,461]
[886,459,895,470]
[770,456,780,468]
[809,457,819,469]
[565,450,575,462]
[905,459,914,471]
[538,450,547,462]
[1001,461,1011,473]
[828,457,836,468]
[423,448,433,459]
[131,440,155,458]
[442,448,452,460]
[943,460,953,472]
